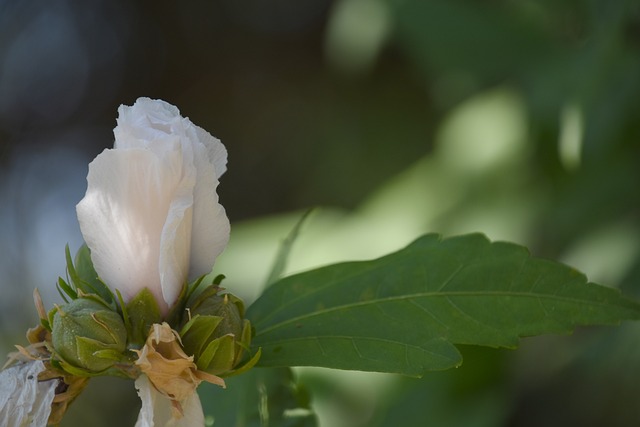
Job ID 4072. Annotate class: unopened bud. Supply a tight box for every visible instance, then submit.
[190,289,244,338]
[51,297,127,373]
[181,287,254,375]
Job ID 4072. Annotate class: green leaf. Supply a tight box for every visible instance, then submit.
[199,367,317,427]
[126,288,162,347]
[265,209,313,287]
[247,233,640,376]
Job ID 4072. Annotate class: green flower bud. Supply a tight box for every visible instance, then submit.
[51,297,127,373]
[180,286,256,375]
[190,288,244,337]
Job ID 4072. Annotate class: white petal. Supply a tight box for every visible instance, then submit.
[76,145,194,313]
[135,376,205,427]
[192,124,227,178]
[170,389,205,427]
[114,98,182,149]
[114,97,230,282]
[0,361,58,427]
[159,188,194,307]
[135,375,166,427]
[188,139,230,280]
[79,97,230,312]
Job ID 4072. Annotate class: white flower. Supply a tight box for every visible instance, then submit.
[76,97,230,314]
[0,361,58,427]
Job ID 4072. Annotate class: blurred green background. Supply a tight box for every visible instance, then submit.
[1,0,640,425]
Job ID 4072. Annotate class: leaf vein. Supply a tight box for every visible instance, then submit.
[445,295,499,334]
[407,299,450,330]
[258,335,454,361]
[436,263,463,292]
[255,291,620,336]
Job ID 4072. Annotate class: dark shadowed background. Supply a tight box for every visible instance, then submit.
[1,0,640,426]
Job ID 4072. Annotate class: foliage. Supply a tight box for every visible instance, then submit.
[248,234,640,375]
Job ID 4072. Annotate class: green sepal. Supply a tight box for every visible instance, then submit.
[40,317,51,332]
[165,278,198,326]
[223,348,262,378]
[65,244,81,293]
[56,284,71,304]
[235,319,253,366]
[186,284,221,311]
[115,290,132,338]
[187,275,208,299]
[75,337,124,371]
[92,348,128,362]
[51,353,135,379]
[180,314,224,356]
[73,244,114,305]
[193,336,223,370]
[55,357,105,377]
[47,305,60,331]
[57,277,77,301]
[61,244,117,306]
[199,335,235,374]
[126,288,162,347]
[166,275,229,326]
[184,277,217,311]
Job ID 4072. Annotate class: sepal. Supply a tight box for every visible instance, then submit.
[73,244,115,304]
[58,245,117,307]
[124,288,162,347]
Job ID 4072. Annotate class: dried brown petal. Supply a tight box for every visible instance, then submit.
[134,322,224,405]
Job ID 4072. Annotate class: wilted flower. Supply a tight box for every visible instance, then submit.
[0,361,58,427]
[76,97,230,315]
[133,323,224,426]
